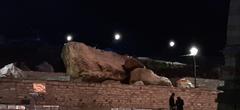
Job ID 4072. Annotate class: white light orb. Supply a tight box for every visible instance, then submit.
[190,46,198,56]
[114,33,121,40]
[66,35,73,41]
[169,41,175,47]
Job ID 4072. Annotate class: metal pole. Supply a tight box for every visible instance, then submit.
[170,48,174,68]
[193,56,197,88]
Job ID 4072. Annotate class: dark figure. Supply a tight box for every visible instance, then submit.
[176,97,184,110]
[21,96,30,105]
[169,93,176,110]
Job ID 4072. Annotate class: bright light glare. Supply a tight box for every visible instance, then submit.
[114,33,121,40]
[67,35,73,41]
[169,41,175,47]
[189,46,198,56]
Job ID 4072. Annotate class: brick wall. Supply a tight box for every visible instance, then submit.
[0,79,218,110]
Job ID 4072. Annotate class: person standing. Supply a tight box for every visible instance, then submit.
[169,93,176,110]
[176,97,184,110]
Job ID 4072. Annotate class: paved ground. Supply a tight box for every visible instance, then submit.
[0,104,168,110]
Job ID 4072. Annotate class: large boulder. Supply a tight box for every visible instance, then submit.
[130,68,172,86]
[176,78,194,88]
[123,57,145,72]
[61,42,128,81]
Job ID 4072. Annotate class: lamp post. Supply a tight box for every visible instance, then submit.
[169,40,175,67]
[189,46,198,88]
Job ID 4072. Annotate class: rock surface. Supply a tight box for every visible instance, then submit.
[130,68,172,86]
[185,77,223,90]
[133,81,145,85]
[101,80,121,85]
[123,57,145,72]
[35,61,54,72]
[0,63,25,78]
[61,42,128,81]
[176,78,194,88]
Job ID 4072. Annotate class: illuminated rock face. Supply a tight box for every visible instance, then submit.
[130,68,172,86]
[176,78,194,88]
[122,57,145,72]
[61,42,127,82]
[0,63,25,78]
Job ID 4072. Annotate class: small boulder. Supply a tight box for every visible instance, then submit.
[176,78,194,88]
[35,61,54,72]
[130,68,172,86]
[133,81,145,85]
[0,63,25,78]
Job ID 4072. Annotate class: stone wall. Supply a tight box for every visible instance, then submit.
[0,79,218,110]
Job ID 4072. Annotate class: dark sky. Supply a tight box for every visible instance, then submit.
[0,0,229,59]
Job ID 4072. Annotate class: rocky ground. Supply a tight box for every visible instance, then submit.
[171,77,224,90]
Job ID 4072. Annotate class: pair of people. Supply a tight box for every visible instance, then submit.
[169,93,184,110]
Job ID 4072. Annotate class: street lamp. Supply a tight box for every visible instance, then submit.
[189,46,198,88]
[169,40,175,47]
[190,46,198,56]
[169,40,175,67]
[114,33,121,41]
[66,35,73,42]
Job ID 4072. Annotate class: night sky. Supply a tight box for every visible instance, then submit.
[0,0,230,65]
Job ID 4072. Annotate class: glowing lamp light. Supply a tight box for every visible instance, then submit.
[114,33,121,41]
[189,46,198,56]
[33,83,46,93]
[66,35,73,42]
[169,41,175,47]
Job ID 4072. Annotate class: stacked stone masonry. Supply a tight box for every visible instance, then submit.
[0,79,218,110]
